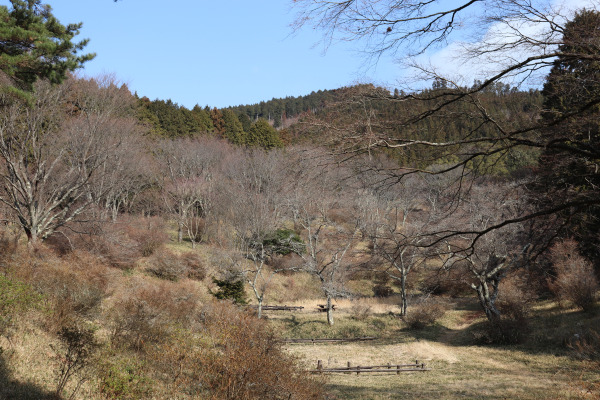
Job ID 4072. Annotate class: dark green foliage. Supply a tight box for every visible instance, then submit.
[222,109,246,145]
[136,97,213,137]
[211,278,247,305]
[191,104,214,132]
[237,112,252,132]
[537,10,600,265]
[227,87,347,128]
[0,0,94,94]
[284,84,542,174]
[262,228,304,256]
[247,118,283,149]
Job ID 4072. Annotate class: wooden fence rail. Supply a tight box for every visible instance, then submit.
[310,360,430,374]
[248,305,304,311]
[282,337,376,344]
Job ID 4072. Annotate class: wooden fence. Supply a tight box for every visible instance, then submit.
[248,305,304,311]
[282,337,376,344]
[310,360,430,374]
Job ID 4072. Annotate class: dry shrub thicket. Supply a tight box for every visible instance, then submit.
[480,276,535,344]
[46,215,168,268]
[548,239,599,312]
[0,222,326,400]
[402,297,447,330]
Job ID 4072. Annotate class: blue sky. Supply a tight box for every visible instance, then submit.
[3,0,595,108]
[33,0,400,109]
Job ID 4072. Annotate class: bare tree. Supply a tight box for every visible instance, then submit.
[439,180,533,322]
[286,149,360,325]
[86,124,153,222]
[0,76,138,243]
[158,137,226,246]
[223,149,291,318]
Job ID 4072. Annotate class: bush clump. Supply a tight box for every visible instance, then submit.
[194,301,326,399]
[145,250,187,281]
[548,239,599,312]
[403,299,446,330]
[211,278,247,304]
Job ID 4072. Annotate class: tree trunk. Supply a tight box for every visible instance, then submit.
[400,272,407,316]
[177,222,183,243]
[473,281,501,322]
[257,298,263,319]
[326,295,334,326]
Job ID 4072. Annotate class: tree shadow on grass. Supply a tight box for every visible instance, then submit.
[0,352,54,400]
[400,301,600,358]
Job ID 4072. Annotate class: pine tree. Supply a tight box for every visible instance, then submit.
[0,0,94,95]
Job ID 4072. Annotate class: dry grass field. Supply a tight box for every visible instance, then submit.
[266,297,600,400]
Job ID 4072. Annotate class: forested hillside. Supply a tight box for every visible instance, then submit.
[138,82,543,176]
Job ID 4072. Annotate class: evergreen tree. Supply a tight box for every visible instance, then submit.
[247,118,283,149]
[210,107,225,136]
[538,9,600,264]
[222,109,246,145]
[0,0,94,95]
[237,112,252,132]
[191,104,214,133]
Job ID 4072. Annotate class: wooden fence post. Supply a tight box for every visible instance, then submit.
[317,360,323,374]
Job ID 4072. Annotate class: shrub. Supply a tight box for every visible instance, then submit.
[350,303,372,321]
[211,278,247,304]
[566,329,600,362]
[108,282,199,351]
[373,283,394,298]
[30,252,110,330]
[262,228,304,256]
[548,239,599,312]
[496,275,534,322]
[195,301,326,399]
[181,251,206,281]
[145,250,187,281]
[0,228,18,263]
[52,323,98,399]
[124,215,168,257]
[97,353,153,400]
[403,299,446,330]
